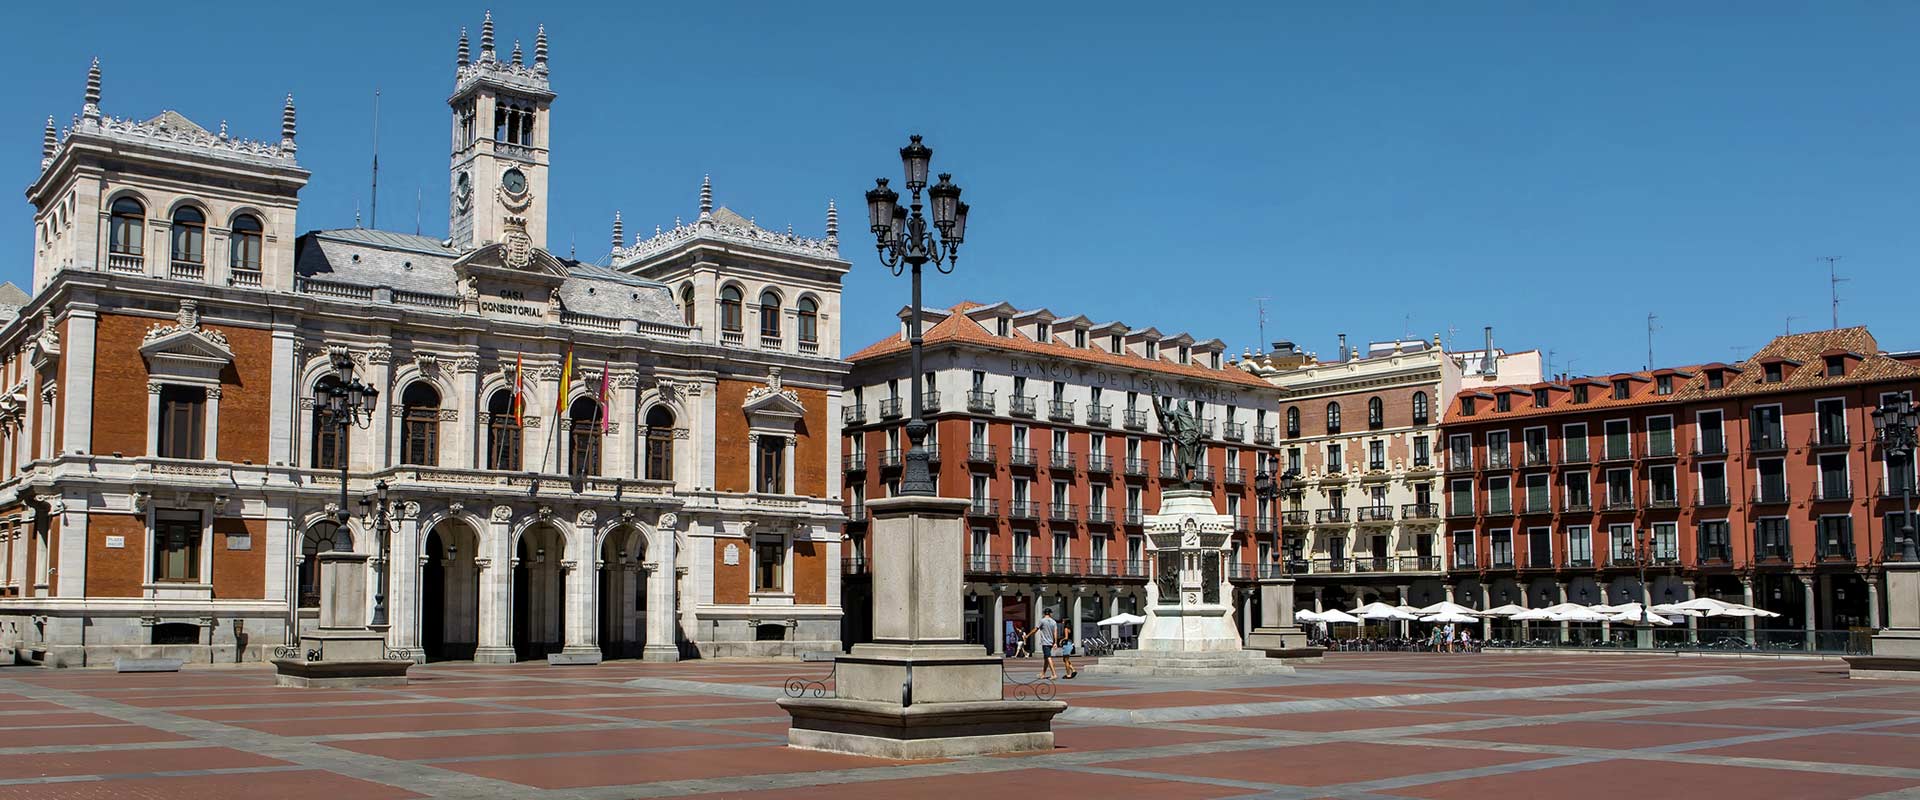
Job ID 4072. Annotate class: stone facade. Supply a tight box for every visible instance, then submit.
[0,14,848,666]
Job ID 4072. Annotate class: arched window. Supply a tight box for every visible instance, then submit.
[1286,407,1300,439]
[229,213,263,272]
[1368,396,1384,429]
[400,382,441,466]
[1412,391,1430,425]
[645,406,675,482]
[486,389,523,471]
[170,206,205,265]
[1326,402,1342,434]
[759,290,782,341]
[680,284,696,327]
[719,285,743,332]
[568,396,602,477]
[298,522,352,608]
[109,197,144,257]
[311,376,346,469]
[797,297,819,345]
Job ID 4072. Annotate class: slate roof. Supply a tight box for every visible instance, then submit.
[294,228,681,324]
[848,301,1274,389]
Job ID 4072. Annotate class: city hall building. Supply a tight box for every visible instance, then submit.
[3,14,851,666]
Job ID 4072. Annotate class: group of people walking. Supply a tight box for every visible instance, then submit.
[1005,610,1078,680]
[1428,623,1475,652]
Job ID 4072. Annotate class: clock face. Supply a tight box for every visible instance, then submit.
[501,168,527,196]
[454,172,472,210]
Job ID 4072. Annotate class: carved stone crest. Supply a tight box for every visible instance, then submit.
[501,216,534,270]
[490,504,513,522]
[577,509,597,527]
[657,512,678,531]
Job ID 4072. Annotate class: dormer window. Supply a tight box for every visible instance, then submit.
[1145,341,1157,359]
[1110,335,1122,354]
[1210,353,1221,369]
[1611,380,1630,400]
[1572,385,1588,404]
[1825,355,1846,377]
[1764,363,1783,383]
[996,318,1011,338]
[1178,345,1190,365]
[1495,394,1510,412]
[1036,322,1051,343]
[1656,375,1673,395]
[1461,397,1476,416]
[1075,330,1087,348]
[1533,392,1549,409]
[1707,370,1724,389]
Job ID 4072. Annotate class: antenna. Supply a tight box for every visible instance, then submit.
[1819,256,1846,328]
[1445,324,1459,353]
[1546,348,1556,377]
[1785,313,1800,334]
[1253,297,1270,349]
[1646,313,1660,370]
[1402,313,1412,342]
[414,188,422,236]
[369,88,381,229]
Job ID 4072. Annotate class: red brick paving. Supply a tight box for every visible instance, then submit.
[1066,690,1264,708]
[1692,732,1920,769]
[602,701,786,720]
[438,743,912,788]
[326,725,759,760]
[1396,758,1920,800]
[0,770,425,800]
[1633,707,1903,729]
[1414,699,1649,716]
[1189,709,1497,732]
[1431,720,1758,748]
[0,745,286,779]
[0,723,187,747]
[1120,741,1551,786]
[234,710,591,736]
[705,767,1245,799]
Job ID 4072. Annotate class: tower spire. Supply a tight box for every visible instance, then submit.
[534,24,548,71]
[510,39,522,66]
[457,27,469,67]
[82,57,101,121]
[611,210,624,249]
[698,174,713,221]
[825,199,839,244]
[40,117,56,167]
[280,94,297,152]
[480,11,495,60]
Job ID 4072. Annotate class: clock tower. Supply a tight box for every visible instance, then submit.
[448,13,553,252]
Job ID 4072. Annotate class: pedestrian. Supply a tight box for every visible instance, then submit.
[1025,610,1059,679]
[1058,625,1079,679]
[1003,619,1018,657]
[1443,622,1457,654]
[1010,624,1029,659]
[1429,626,1445,652]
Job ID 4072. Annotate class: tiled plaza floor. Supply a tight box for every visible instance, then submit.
[0,651,1916,798]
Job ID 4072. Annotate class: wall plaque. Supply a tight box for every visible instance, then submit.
[104,535,124,549]
[226,534,252,551]
[723,543,740,566]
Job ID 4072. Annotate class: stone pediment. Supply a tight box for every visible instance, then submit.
[141,300,232,381]
[743,367,805,420]
[451,241,570,287]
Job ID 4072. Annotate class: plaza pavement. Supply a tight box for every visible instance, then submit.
[0,651,1915,798]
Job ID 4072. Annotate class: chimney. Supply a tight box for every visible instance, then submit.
[1482,326,1496,376]
[1337,333,1348,362]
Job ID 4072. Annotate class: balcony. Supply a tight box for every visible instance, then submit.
[1224,467,1245,485]
[798,338,819,355]
[1815,481,1853,502]
[1407,457,1435,473]
[1753,542,1793,565]
[1007,501,1038,520]
[1322,464,1347,481]
[1523,448,1551,467]
[1196,419,1215,439]
[1697,548,1733,567]
[843,454,866,473]
[1563,556,1594,569]
[1313,558,1351,574]
[170,260,205,281]
[844,503,869,524]
[1010,395,1037,418]
[1485,498,1513,517]
[1357,506,1395,524]
[842,555,870,576]
[1010,447,1037,468]
[1366,461,1388,474]
[924,440,942,463]
[1646,491,1680,510]
[1224,422,1246,441]
[1007,555,1046,575]
[1752,483,1790,504]
[1047,450,1078,472]
[1276,509,1307,528]
[1446,502,1475,519]
[1081,454,1110,473]
[1645,440,1678,459]
[1124,508,1144,526]
[1192,465,1215,484]
[878,448,902,469]
[1447,453,1478,473]
[1354,556,1394,573]
[107,251,144,273]
[1811,427,1851,449]
[1487,453,1512,470]
[1255,516,1276,534]
[843,405,867,425]
[968,443,997,464]
[1400,555,1443,572]
[1123,410,1149,430]
[1563,498,1592,513]
[1160,462,1182,480]
[1048,400,1076,423]
[1087,505,1115,524]
[1402,503,1438,520]
[879,398,904,419]
[1520,495,1553,514]
[1254,426,1276,445]
[1693,438,1728,457]
[968,498,998,518]
[1315,508,1351,524]
[1121,559,1149,578]
[922,391,942,413]
[966,390,996,414]
[1693,488,1731,508]
[1048,503,1079,523]
[1086,404,1112,427]
[965,553,1002,574]
[1750,434,1788,454]
[1601,494,1637,512]
[1123,457,1149,477]
[1600,444,1636,463]
[722,330,745,347]
[1231,515,1250,532]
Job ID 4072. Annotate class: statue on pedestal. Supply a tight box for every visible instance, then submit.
[1153,394,1204,489]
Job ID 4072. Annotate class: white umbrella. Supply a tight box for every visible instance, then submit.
[1606,609,1674,625]
[1480,603,1530,617]
[1649,602,1705,618]
[1295,609,1321,623]
[1549,607,1610,623]
[1670,597,1781,618]
[1350,601,1420,621]
[1510,608,1558,622]
[1418,601,1483,616]
[1316,608,1362,624]
[1097,613,1146,627]
[1421,611,1480,624]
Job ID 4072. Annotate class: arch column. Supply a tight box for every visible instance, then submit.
[643,515,680,661]
[387,512,423,656]
[473,506,514,663]
[562,516,597,656]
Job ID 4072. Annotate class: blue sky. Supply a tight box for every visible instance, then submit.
[6,2,1918,375]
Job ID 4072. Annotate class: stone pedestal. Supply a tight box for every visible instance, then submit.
[781,495,1064,758]
[274,552,410,688]
[1245,575,1322,662]
[1849,562,1920,681]
[1083,490,1293,677]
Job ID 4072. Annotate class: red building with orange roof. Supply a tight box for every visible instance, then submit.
[1439,327,1920,646]
[841,301,1286,651]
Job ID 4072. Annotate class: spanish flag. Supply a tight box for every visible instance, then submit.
[513,353,526,426]
[556,346,574,416]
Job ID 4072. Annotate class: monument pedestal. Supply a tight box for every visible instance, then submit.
[1083,490,1293,677]
[1244,575,1323,662]
[274,552,411,688]
[781,495,1063,757]
[1848,561,1920,681]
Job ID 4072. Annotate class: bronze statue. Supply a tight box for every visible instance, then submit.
[1153,394,1204,490]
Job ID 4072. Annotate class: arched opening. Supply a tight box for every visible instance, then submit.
[796,297,819,346]
[679,283,696,327]
[169,206,206,267]
[1368,396,1384,428]
[644,406,675,482]
[400,382,441,466]
[1285,406,1300,439]
[1412,391,1430,425]
[108,197,145,258]
[512,524,565,660]
[298,521,351,609]
[229,213,263,272]
[568,396,602,477]
[487,389,523,471]
[599,528,645,659]
[1326,402,1342,434]
[759,290,782,341]
[719,285,743,332]
[421,521,481,661]
[311,376,346,469]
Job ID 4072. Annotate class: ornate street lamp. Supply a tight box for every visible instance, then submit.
[867,135,968,496]
[1873,395,1919,563]
[1253,454,1298,576]
[314,353,381,619]
[357,479,393,626]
